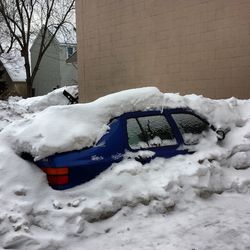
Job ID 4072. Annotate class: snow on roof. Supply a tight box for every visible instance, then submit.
[0,52,26,82]
[0,87,243,160]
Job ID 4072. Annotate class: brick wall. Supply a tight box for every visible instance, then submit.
[76,0,250,102]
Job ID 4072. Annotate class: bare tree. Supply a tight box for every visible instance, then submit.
[0,0,75,97]
[0,13,16,54]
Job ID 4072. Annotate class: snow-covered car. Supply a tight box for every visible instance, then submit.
[36,108,224,190]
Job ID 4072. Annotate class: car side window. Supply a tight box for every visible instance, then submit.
[171,113,209,145]
[127,115,177,149]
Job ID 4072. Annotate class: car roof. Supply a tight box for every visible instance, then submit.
[113,107,208,122]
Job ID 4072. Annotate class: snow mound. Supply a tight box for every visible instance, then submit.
[1,141,250,249]
[0,97,26,132]
[1,87,250,249]
[1,87,163,159]
[0,86,78,132]
[0,87,245,160]
[17,85,78,112]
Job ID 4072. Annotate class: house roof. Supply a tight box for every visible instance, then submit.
[0,52,26,82]
[54,25,77,45]
[30,25,77,52]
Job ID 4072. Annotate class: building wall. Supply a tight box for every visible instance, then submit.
[59,45,78,86]
[14,82,28,98]
[31,35,77,96]
[31,36,61,96]
[76,0,250,102]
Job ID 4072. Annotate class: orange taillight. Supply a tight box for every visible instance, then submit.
[42,167,69,185]
[47,175,69,185]
[42,167,69,175]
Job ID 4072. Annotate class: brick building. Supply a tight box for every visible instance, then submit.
[76,0,250,102]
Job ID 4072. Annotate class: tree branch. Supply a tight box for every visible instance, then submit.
[0,0,76,97]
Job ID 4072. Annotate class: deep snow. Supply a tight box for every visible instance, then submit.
[0,87,250,249]
[0,86,245,160]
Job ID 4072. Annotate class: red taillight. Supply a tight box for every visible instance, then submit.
[42,167,69,185]
[43,167,69,175]
[47,175,69,185]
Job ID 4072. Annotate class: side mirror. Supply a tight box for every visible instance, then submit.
[216,129,226,140]
[210,125,229,141]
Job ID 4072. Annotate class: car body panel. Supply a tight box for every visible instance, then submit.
[36,108,211,189]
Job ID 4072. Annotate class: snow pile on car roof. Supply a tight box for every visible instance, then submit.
[0,86,246,160]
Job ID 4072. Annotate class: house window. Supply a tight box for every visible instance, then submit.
[67,47,74,58]
[127,115,177,149]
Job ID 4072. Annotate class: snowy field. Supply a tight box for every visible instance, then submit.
[1,86,250,250]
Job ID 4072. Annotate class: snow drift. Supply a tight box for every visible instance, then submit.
[1,87,250,249]
[0,87,246,160]
[0,85,77,132]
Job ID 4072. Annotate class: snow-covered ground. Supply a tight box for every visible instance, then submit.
[1,86,250,249]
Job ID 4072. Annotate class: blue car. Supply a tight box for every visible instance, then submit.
[36,108,224,190]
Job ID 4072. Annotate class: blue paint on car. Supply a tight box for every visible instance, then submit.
[36,108,213,190]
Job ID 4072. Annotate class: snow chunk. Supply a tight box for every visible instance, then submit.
[229,151,250,169]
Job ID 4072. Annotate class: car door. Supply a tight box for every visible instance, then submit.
[125,112,187,163]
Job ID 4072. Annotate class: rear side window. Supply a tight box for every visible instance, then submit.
[172,113,209,145]
[127,115,177,149]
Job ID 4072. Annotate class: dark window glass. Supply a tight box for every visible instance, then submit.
[127,118,149,149]
[172,113,209,145]
[127,115,177,149]
[67,47,74,58]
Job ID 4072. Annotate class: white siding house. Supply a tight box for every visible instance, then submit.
[30,29,77,96]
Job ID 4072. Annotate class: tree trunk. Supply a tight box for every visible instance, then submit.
[22,47,33,97]
[26,77,33,97]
